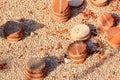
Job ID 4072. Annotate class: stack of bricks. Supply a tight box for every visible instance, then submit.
[50,0,71,22]
[25,58,46,80]
[68,41,87,64]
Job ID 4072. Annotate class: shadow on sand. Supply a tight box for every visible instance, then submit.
[43,56,61,76]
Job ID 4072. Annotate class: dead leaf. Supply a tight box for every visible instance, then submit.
[40,48,44,51]
[97,53,104,61]
[55,29,68,34]
[113,71,115,75]
[42,5,47,10]
[28,11,33,15]
[0,63,7,70]
[44,52,49,57]
[19,17,25,22]
[18,54,23,59]
[0,52,3,55]
[109,53,114,57]
[96,39,102,47]
[71,73,76,79]
[57,42,63,49]
[82,8,97,20]
[62,75,67,79]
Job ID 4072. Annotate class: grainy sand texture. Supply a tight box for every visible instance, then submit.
[0,0,120,80]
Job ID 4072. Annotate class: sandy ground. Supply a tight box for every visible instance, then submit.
[0,0,120,80]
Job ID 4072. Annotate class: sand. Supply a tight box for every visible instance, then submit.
[0,0,120,80]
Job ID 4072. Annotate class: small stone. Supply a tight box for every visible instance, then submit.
[68,0,84,7]
[30,32,34,36]
[70,24,91,41]
[64,58,71,64]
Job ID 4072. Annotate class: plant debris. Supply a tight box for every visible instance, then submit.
[55,29,68,34]
[0,63,7,70]
[28,11,33,15]
[46,29,68,36]
[56,42,63,49]
[82,8,97,20]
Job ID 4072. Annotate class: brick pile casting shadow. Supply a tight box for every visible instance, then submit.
[0,19,44,40]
